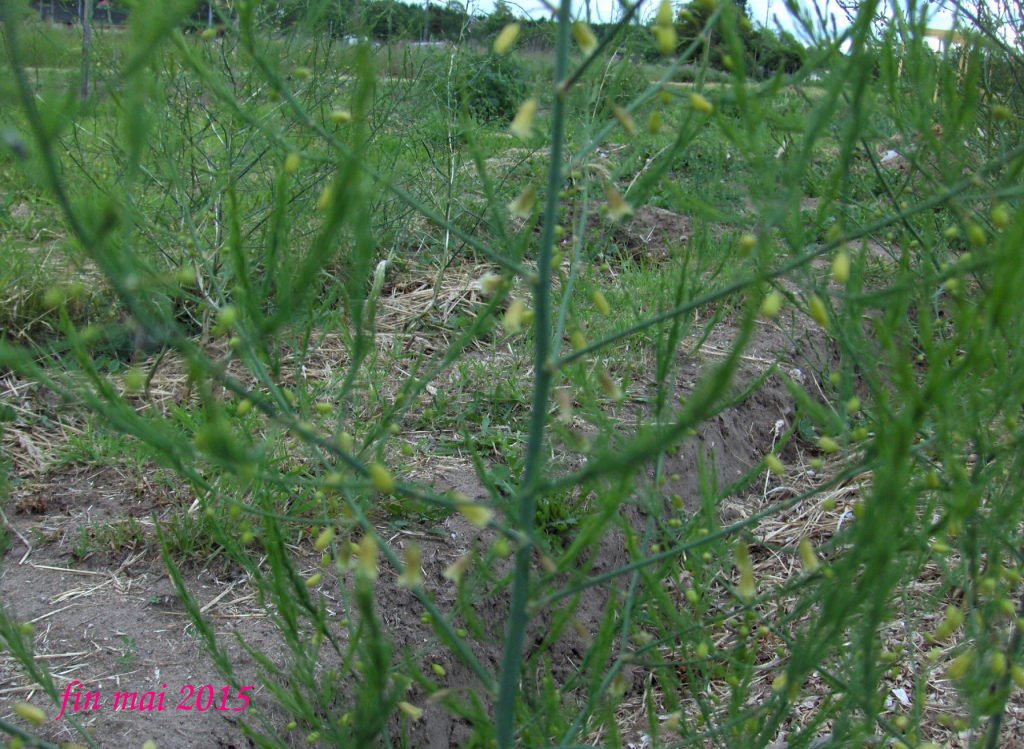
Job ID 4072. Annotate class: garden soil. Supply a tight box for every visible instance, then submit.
[1,294,834,748]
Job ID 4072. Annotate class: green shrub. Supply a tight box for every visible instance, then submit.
[599,60,651,113]
[1,18,81,69]
[454,50,528,123]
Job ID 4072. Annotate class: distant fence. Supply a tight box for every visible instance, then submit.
[32,2,130,27]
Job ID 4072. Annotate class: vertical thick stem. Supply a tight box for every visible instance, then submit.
[80,0,92,102]
[494,1,572,746]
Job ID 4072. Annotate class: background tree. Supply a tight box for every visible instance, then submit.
[673,0,804,75]
[478,0,514,38]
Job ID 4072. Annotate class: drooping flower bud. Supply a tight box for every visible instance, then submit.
[690,92,714,115]
[494,23,521,55]
[398,544,423,588]
[510,98,538,140]
[508,185,537,218]
[735,542,756,601]
[604,184,633,222]
[572,22,598,55]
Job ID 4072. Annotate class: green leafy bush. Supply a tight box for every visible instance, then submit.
[454,50,528,123]
[600,60,651,112]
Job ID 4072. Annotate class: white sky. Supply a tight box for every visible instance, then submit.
[748,0,958,41]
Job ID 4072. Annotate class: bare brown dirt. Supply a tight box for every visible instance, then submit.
[588,205,693,262]
[2,484,256,746]
[0,309,819,748]
[3,256,999,749]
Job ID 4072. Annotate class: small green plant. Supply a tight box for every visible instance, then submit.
[72,518,146,561]
[116,635,137,667]
[598,59,652,115]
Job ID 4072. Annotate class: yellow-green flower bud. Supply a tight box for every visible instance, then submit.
[398,701,424,720]
[510,98,538,140]
[369,462,395,493]
[605,184,633,222]
[217,305,238,329]
[690,92,714,115]
[652,25,677,56]
[764,454,785,475]
[479,272,504,295]
[316,185,334,212]
[832,249,851,284]
[398,544,423,588]
[947,650,974,680]
[818,436,840,454]
[613,106,637,136]
[13,703,46,726]
[991,203,1011,229]
[808,294,830,331]
[337,431,354,453]
[175,266,197,285]
[314,527,335,552]
[760,291,783,318]
[736,542,756,601]
[798,538,820,573]
[357,535,378,580]
[967,223,986,246]
[508,185,537,218]
[1012,664,1024,688]
[457,503,494,528]
[599,370,624,401]
[738,233,757,256]
[648,111,663,134]
[656,0,673,27]
[124,368,146,394]
[503,298,527,334]
[443,554,471,583]
[572,22,598,55]
[990,651,1007,677]
[493,23,521,55]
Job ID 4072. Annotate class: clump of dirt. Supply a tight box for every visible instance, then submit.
[11,465,184,526]
[586,205,693,262]
[580,313,832,520]
[659,372,795,514]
